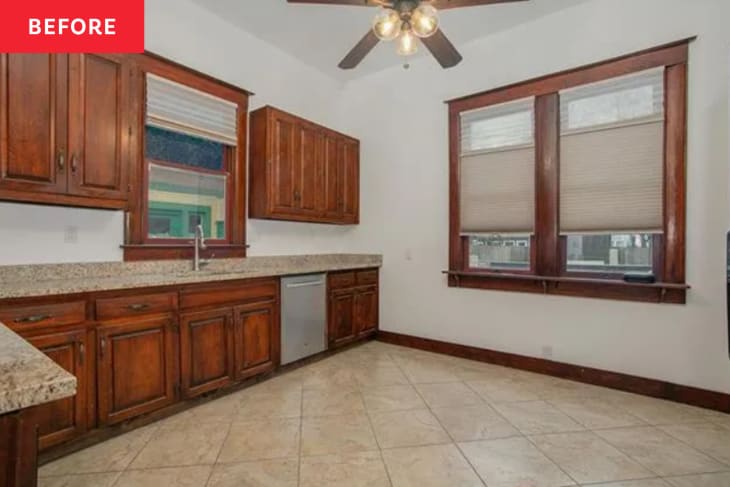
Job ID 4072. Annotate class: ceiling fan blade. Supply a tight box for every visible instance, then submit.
[428,0,528,9]
[421,30,463,68]
[339,30,380,69]
[287,0,387,6]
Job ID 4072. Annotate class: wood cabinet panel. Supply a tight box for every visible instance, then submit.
[0,409,38,487]
[249,106,359,224]
[328,290,356,347]
[0,301,86,332]
[97,316,176,425]
[233,300,278,380]
[0,54,66,194]
[25,329,87,450]
[95,292,177,321]
[180,278,278,310]
[328,268,378,348]
[355,286,378,336]
[67,54,129,200]
[180,308,234,398]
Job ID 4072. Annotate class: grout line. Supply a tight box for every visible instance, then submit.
[296,383,304,487]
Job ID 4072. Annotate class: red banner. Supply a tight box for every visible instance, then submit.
[0,0,144,53]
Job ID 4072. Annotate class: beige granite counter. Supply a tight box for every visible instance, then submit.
[0,254,382,300]
[0,322,77,414]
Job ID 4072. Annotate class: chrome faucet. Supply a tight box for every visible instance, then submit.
[193,224,207,271]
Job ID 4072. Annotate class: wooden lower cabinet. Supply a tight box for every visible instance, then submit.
[233,300,279,380]
[328,290,356,348]
[0,409,38,487]
[180,308,234,398]
[24,329,87,450]
[354,286,378,337]
[96,315,177,425]
[328,269,379,348]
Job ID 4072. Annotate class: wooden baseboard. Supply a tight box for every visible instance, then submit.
[377,331,730,414]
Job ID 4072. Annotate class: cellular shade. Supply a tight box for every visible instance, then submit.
[559,68,664,233]
[459,98,535,234]
[146,74,238,146]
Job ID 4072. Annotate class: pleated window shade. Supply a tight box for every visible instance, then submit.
[559,68,665,233]
[146,73,239,146]
[460,98,535,235]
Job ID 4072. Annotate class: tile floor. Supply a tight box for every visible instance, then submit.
[39,341,730,487]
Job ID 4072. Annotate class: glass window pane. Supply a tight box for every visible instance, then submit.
[468,235,530,270]
[566,233,654,274]
[145,125,225,171]
[147,163,227,240]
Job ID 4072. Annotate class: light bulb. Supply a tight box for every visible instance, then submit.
[372,8,401,41]
[397,27,418,56]
[411,4,439,38]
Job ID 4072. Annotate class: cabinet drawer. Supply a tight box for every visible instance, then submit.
[0,301,86,331]
[356,270,378,285]
[328,271,356,289]
[95,292,177,320]
[180,278,278,310]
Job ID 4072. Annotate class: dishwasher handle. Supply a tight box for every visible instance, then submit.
[285,280,324,289]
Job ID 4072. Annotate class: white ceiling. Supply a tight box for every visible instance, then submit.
[191,0,587,81]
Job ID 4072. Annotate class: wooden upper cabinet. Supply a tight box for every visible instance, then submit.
[249,105,360,224]
[0,53,130,209]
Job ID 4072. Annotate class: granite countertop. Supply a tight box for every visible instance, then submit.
[0,254,382,300]
[0,322,77,414]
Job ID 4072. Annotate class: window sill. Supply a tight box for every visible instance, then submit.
[123,244,248,261]
[443,270,688,304]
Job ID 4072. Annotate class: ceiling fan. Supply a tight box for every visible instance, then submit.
[287,0,528,70]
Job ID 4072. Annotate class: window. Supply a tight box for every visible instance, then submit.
[123,54,249,260]
[447,39,691,303]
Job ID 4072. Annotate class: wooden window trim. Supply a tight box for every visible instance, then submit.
[447,38,694,304]
[123,53,250,261]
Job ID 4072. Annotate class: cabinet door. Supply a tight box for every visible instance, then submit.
[97,316,177,425]
[297,123,322,216]
[328,289,356,348]
[67,54,130,201]
[180,308,234,398]
[25,329,87,450]
[321,134,342,221]
[269,111,299,216]
[0,54,67,194]
[233,300,278,380]
[354,286,378,336]
[341,139,359,224]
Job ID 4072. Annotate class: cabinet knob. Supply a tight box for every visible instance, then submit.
[78,342,85,365]
[71,154,78,173]
[57,150,65,171]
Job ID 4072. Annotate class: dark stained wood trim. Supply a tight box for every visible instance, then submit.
[0,190,127,210]
[377,330,730,414]
[447,38,694,111]
[534,94,560,276]
[448,105,463,273]
[122,244,247,261]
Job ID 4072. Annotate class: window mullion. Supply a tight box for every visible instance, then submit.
[534,93,561,276]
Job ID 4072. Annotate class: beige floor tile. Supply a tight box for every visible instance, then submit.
[130,422,229,468]
[492,400,584,435]
[207,458,299,487]
[355,365,410,387]
[658,422,730,465]
[400,362,461,384]
[158,395,240,428]
[382,444,483,487]
[217,418,300,463]
[303,387,365,416]
[588,480,670,487]
[452,362,516,382]
[613,395,715,425]
[237,389,302,420]
[430,404,519,442]
[301,413,378,456]
[370,409,451,449]
[665,472,730,487]
[300,451,390,487]
[415,382,484,409]
[530,431,652,483]
[38,473,120,487]
[114,466,212,487]
[362,385,426,412]
[467,377,542,403]
[549,396,645,429]
[458,437,575,487]
[302,365,358,389]
[596,426,726,476]
[39,425,158,476]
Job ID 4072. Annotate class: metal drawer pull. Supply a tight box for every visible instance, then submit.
[285,280,324,289]
[99,338,106,358]
[126,303,150,311]
[14,314,52,324]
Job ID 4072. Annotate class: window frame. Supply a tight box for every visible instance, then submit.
[123,52,250,261]
[446,39,693,304]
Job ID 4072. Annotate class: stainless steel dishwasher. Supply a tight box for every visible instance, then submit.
[281,273,327,365]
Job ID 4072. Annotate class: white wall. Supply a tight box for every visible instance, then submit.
[0,0,354,265]
[337,0,730,393]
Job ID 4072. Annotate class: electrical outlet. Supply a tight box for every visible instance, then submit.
[64,226,79,244]
[541,345,553,359]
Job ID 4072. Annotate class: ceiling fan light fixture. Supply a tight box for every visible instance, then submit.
[411,3,439,38]
[396,24,418,56]
[372,7,402,41]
